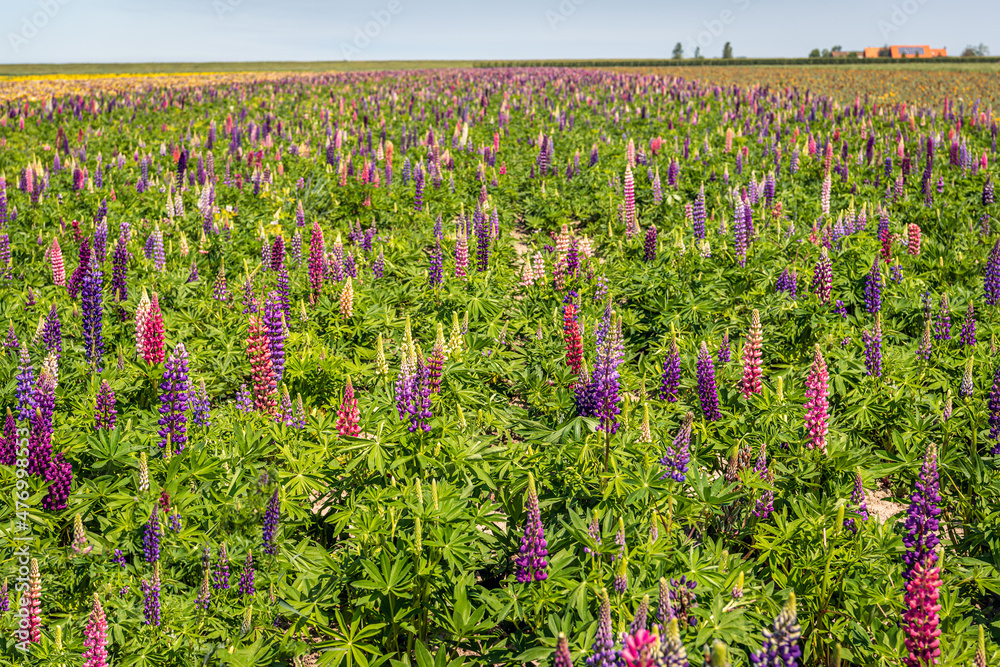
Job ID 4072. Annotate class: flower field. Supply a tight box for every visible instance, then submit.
[0,66,998,666]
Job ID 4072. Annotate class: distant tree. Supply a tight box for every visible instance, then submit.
[722,42,733,59]
[672,42,684,60]
[809,48,821,58]
[821,48,831,58]
[961,43,991,56]
[831,44,843,54]
[694,46,703,59]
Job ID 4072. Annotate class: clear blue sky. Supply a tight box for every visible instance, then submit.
[2,0,993,63]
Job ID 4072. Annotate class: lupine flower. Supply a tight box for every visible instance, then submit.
[196,573,211,611]
[81,253,104,369]
[454,226,468,279]
[862,316,883,378]
[94,380,116,430]
[753,443,774,519]
[693,184,707,239]
[428,239,443,286]
[776,268,798,299]
[151,227,165,271]
[934,294,951,341]
[141,563,162,626]
[138,451,149,493]
[50,237,65,286]
[263,488,280,555]
[553,633,574,667]
[308,222,325,302]
[989,362,1000,454]
[0,579,7,613]
[742,309,763,398]
[339,277,354,318]
[668,575,699,627]
[27,372,55,476]
[961,303,976,347]
[144,506,161,563]
[750,592,802,667]
[42,452,73,511]
[942,393,953,422]
[804,345,829,452]
[660,412,693,482]
[213,543,231,590]
[696,341,722,421]
[23,558,41,643]
[191,379,211,427]
[476,207,491,272]
[643,224,657,262]
[515,472,548,583]
[985,239,1000,306]
[845,467,869,533]
[82,594,108,667]
[583,510,601,557]
[960,357,974,398]
[639,403,652,443]
[864,259,882,314]
[247,315,278,414]
[812,248,832,304]
[0,409,15,465]
[394,333,433,432]
[902,442,941,581]
[586,588,616,667]
[902,557,942,667]
[623,164,637,237]
[235,384,253,413]
[42,303,61,358]
[67,238,92,298]
[614,555,629,593]
[591,304,625,433]
[336,377,361,437]
[240,550,255,597]
[158,343,190,453]
[652,619,688,666]
[908,223,921,255]
[213,262,230,302]
[630,594,650,634]
[563,295,584,378]
[264,292,287,383]
[15,342,35,421]
[142,293,165,364]
[71,513,91,555]
[734,199,748,266]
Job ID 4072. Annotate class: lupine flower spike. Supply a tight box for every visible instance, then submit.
[515,472,548,583]
[741,309,763,398]
[803,345,829,452]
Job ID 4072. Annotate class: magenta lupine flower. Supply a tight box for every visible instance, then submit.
[554,633,574,667]
[27,373,56,477]
[240,550,255,597]
[263,489,280,556]
[660,412,693,483]
[0,409,15,465]
[812,248,832,304]
[42,452,72,511]
[659,334,681,402]
[742,309,763,398]
[862,317,883,378]
[264,292,287,384]
[514,473,548,583]
[81,253,104,370]
[158,343,190,453]
[985,240,1000,306]
[696,341,722,421]
[271,235,285,272]
[94,380,116,430]
[15,342,35,421]
[308,222,325,302]
[587,589,616,667]
[804,345,829,452]
[864,259,882,314]
[0,578,8,613]
[989,362,1000,454]
[902,442,941,581]
[750,593,802,667]
[82,594,108,667]
[643,224,657,262]
[934,294,951,341]
[961,303,976,346]
[902,557,942,667]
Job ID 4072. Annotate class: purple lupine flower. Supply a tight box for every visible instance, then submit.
[586,589,616,667]
[235,384,253,413]
[643,224,657,262]
[143,506,161,563]
[428,239,443,286]
[776,269,798,299]
[271,235,285,272]
[94,380,116,430]
[239,551,255,597]
[169,510,182,533]
[81,253,104,369]
[42,304,61,358]
[668,575,699,627]
[693,184,707,240]
[630,595,650,634]
[718,331,731,363]
[989,362,1000,455]
[812,247,832,304]
[158,343,190,453]
[3,323,16,352]
[186,258,199,283]
[514,472,548,583]
[264,292,287,384]
[93,216,108,264]
[111,229,130,305]
[934,294,951,341]
[961,358,975,398]
[27,373,55,477]
[67,238,92,299]
[659,334,681,402]
[476,206,490,272]
[862,317,883,378]
[750,593,802,667]
[902,442,941,581]
[0,409,15,465]
[612,518,626,561]
[734,199,748,266]
[753,444,774,519]
[112,549,126,567]
[589,303,625,434]
[583,510,601,557]
[190,379,211,427]
[213,543,231,590]
[696,341,722,421]
[845,468,869,533]
[864,259,882,314]
[660,412,693,483]
[141,566,161,626]
[15,342,35,421]
[262,489,280,556]
[152,228,165,272]
[42,452,73,511]
[961,303,976,347]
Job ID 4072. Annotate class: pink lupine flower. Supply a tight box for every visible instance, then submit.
[804,344,829,452]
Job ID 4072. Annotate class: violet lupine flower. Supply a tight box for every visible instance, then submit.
[476,207,491,272]
[3,323,16,352]
[734,199,748,266]
[94,380,116,430]
[235,384,253,413]
[554,633,574,667]
[668,575,699,627]
[989,362,1000,454]
[586,589,616,667]
[902,558,942,667]
[643,224,657,262]
[630,594,650,634]
[812,248,832,304]
[213,543,231,590]
[158,343,190,453]
[143,506,161,563]
[186,258,199,283]
[264,292,287,384]
[750,592,802,667]
[82,594,108,667]
[413,164,424,212]
[742,309,763,398]
[93,217,108,264]
[373,247,385,278]
[960,358,975,398]
[16,342,35,421]
[934,294,951,341]
[67,238,92,299]
[659,333,681,402]
[428,238,443,286]
[394,339,432,433]
[42,303,61,358]
[776,268,798,300]
[591,304,625,434]
[696,341,722,421]
[0,579,9,613]
[693,185,707,240]
[862,316,883,378]
[753,444,774,519]
[240,551,255,597]
[0,409,15,465]
[263,489,280,556]
[152,227,165,272]
[902,442,941,581]
[514,472,548,583]
[583,510,601,557]
[42,452,73,511]
[804,345,830,452]
[864,259,882,314]
[27,373,55,477]
[961,303,976,347]
[845,467,869,533]
[271,235,285,272]
[81,253,104,370]
[660,412,693,483]
[190,379,211,427]
[141,565,161,626]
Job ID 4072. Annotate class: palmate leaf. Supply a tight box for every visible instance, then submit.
[315,610,387,667]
